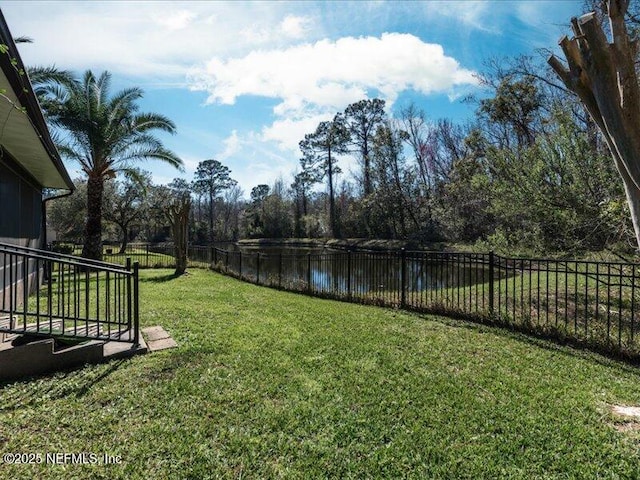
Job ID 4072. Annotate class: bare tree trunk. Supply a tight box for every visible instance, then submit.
[363,142,371,197]
[208,191,214,243]
[622,182,640,243]
[82,174,104,261]
[549,1,640,250]
[612,149,640,246]
[327,147,339,238]
[118,224,129,254]
[171,197,191,275]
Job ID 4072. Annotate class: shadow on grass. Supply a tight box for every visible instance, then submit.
[420,312,640,377]
[137,348,226,384]
[0,360,126,412]
[140,273,182,283]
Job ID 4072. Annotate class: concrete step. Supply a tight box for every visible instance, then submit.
[0,332,148,381]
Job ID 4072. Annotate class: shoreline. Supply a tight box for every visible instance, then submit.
[235,238,449,251]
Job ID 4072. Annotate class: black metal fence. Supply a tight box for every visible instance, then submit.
[76,243,211,270]
[0,242,139,344]
[208,248,640,360]
[55,242,640,359]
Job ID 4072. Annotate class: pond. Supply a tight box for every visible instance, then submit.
[216,245,491,296]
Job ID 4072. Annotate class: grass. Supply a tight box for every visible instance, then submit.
[215,252,640,357]
[2,269,640,478]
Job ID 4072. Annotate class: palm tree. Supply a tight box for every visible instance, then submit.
[41,70,183,260]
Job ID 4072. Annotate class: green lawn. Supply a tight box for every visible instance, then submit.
[2,269,640,478]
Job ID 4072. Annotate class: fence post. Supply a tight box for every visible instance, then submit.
[278,253,283,288]
[632,264,636,344]
[126,257,132,332]
[226,250,229,269]
[256,253,260,284]
[239,250,243,279]
[133,261,140,346]
[347,250,352,299]
[307,253,312,293]
[489,251,495,316]
[146,244,149,268]
[400,248,406,308]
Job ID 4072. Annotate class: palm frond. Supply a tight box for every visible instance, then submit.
[95,71,112,107]
[115,145,183,171]
[27,66,77,88]
[131,112,177,134]
[119,168,151,193]
[14,36,33,44]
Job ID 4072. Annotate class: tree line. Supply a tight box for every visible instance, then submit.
[50,60,632,257]
[41,1,640,259]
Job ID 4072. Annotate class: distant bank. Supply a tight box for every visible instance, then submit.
[235,238,450,252]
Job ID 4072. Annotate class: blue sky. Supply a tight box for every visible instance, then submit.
[3,1,583,195]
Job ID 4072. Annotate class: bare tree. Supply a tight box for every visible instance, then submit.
[192,159,237,242]
[549,0,640,250]
[167,179,191,275]
[344,99,386,196]
[299,115,350,238]
[103,170,152,253]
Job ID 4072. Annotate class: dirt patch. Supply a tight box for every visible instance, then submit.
[611,405,640,419]
[609,405,640,436]
[614,422,640,433]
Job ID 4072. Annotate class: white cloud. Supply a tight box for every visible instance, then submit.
[422,1,500,34]
[280,15,312,39]
[3,2,319,80]
[457,2,496,33]
[218,130,241,160]
[188,32,477,155]
[240,24,273,44]
[153,10,196,31]
[189,33,477,113]
[261,113,333,152]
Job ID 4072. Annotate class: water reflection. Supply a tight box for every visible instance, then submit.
[230,246,489,294]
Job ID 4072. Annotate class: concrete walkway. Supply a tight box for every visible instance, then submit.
[141,325,178,352]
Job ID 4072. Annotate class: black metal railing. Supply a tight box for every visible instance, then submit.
[0,242,139,344]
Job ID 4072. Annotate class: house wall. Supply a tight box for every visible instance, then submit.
[0,154,44,312]
[0,155,43,247]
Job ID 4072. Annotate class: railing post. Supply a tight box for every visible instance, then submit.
[307,253,312,293]
[489,251,495,316]
[126,257,132,333]
[347,250,352,299]
[133,261,140,346]
[47,256,53,286]
[400,248,406,308]
[43,243,51,282]
[632,264,636,344]
[211,246,215,266]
